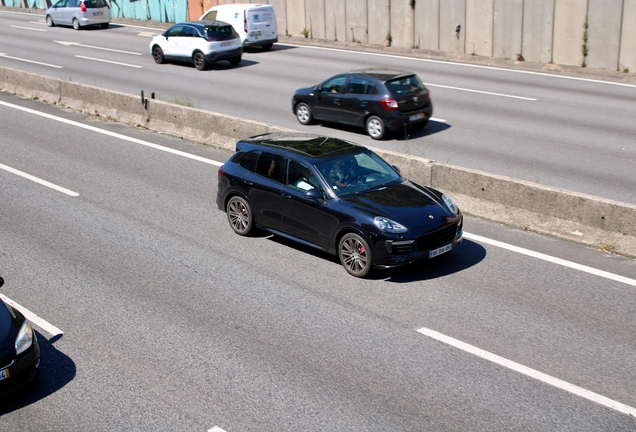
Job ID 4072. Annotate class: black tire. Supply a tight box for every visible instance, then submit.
[338,233,373,278]
[72,18,81,30]
[262,43,273,51]
[101,23,109,29]
[226,196,253,236]
[46,15,55,27]
[229,56,241,66]
[366,115,386,140]
[295,102,313,125]
[152,46,165,64]
[193,51,208,71]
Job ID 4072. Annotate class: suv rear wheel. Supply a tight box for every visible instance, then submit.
[193,52,208,71]
[227,196,253,236]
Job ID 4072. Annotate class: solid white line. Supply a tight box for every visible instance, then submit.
[464,232,636,288]
[425,83,536,101]
[416,327,636,417]
[0,294,64,337]
[277,43,636,88]
[10,25,46,32]
[0,53,62,68]
[0,162,79,196]
[75,55,142,68]
[0,100,223,166]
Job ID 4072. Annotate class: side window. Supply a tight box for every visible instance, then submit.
[165,26,183,37]
[55,0,67,7]
[365,82,378,95]
[347,78,367,95]
[255,152,284,182]
[183,26,196,37]
[286,160,319,192]
[237,150,259,172]
[201,11,217,20]
[322,77,347,94]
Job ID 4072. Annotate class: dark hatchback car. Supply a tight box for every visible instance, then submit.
[0,277,40,398]
[216,133,462,277]
[292,69,433,140]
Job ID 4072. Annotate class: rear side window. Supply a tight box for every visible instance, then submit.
[206,25,238,40]
[347,78,371,95]
[255,152,284,182]
[237,151,259,172]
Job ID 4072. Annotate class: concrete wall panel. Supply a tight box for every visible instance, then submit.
[413,0,439,51]
[306,0,326,39]
[465,0,493,57]
[552,0,587,67]
[267,0,288,38]
[620,0,636,72]
[522,0,555,63]
[389,0,413,48]
[368,0,390,46]
[586,0,623,70]
[439,0,466,53]
[493,0,523,60]
[285,0,306,37]
[325,0,347,42]
[345,0,368,43]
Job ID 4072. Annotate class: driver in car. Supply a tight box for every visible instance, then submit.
[329,158,357,189]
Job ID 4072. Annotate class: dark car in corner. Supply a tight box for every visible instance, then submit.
[292,69,433,140]
[216,133,462,277]
[0,277,40,398]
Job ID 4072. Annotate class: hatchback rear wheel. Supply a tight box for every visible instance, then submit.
[339,233,373,277]
[366,115,386,140]
[72,18,81,30]
[193,52,208,71]
[227,196,253,236]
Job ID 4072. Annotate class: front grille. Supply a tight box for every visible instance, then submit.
[417,222,458,251]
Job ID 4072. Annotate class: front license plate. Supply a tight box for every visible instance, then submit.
[0,368,9,381]
[409,113,424,121]
[429,243,452,258]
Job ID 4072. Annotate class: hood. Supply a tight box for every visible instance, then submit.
[342,181,453,230]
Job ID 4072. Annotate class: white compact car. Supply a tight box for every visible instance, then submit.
[149,20,243,71]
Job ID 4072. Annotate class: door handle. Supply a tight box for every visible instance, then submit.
[282,193,291,199]
[360,102,367,107]
[244,181,253,186]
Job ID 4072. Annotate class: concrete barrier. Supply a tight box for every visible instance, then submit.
[2,65,635,258]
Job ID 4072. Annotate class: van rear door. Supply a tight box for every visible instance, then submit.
[245,7,276,43]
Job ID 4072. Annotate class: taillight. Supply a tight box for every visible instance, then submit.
[218,166,225,177]
[380,99,398,110]
[79,1,86,11]
[244,18,247,34]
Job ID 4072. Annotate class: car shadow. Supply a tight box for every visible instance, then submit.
[307,118,451,140]
[0,332,76,414]
[160,58,259,71]
[266,235,486,282]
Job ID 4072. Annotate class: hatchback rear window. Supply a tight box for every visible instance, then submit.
[386,75,425,95]
[206,25,238,40]
[83,0,108,8]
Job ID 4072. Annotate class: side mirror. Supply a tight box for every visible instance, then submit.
[392,165,401,174]
[303,188,322,200]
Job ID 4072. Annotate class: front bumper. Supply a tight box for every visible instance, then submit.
[0,336,40,398]
[370,213,463,269]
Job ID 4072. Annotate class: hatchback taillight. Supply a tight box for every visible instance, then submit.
[380,99,398,110]
[79,1,86,11]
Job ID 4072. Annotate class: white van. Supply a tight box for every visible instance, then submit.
[200,3,277,51]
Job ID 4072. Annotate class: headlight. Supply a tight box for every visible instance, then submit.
[15,320,34,355]
[442,194,458,214]
[374,217,407,233]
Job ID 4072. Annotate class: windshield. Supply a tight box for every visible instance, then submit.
[315,151,402,197]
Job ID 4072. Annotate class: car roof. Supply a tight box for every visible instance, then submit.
[172,20,232,30]
[348,68,417,82]
[237,133,365,158]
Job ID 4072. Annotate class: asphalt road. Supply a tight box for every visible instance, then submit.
[1,9,635,206]
[1,93,636,431]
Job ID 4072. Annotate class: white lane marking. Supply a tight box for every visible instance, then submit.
[425,83,536,101]
[0,100,223,166]
[208,427,227,432]
[0,53,63,68]
[75,55,142,68]
[138,31,159,38]
[0,162,79,196]
[417,327,636,417]
[278,43,636,89]
[10,25,47,32]
[54,40,142,55]
[464,232,636,288]
[0,294,64,337]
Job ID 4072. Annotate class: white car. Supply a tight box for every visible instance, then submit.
[150,20,243,71]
